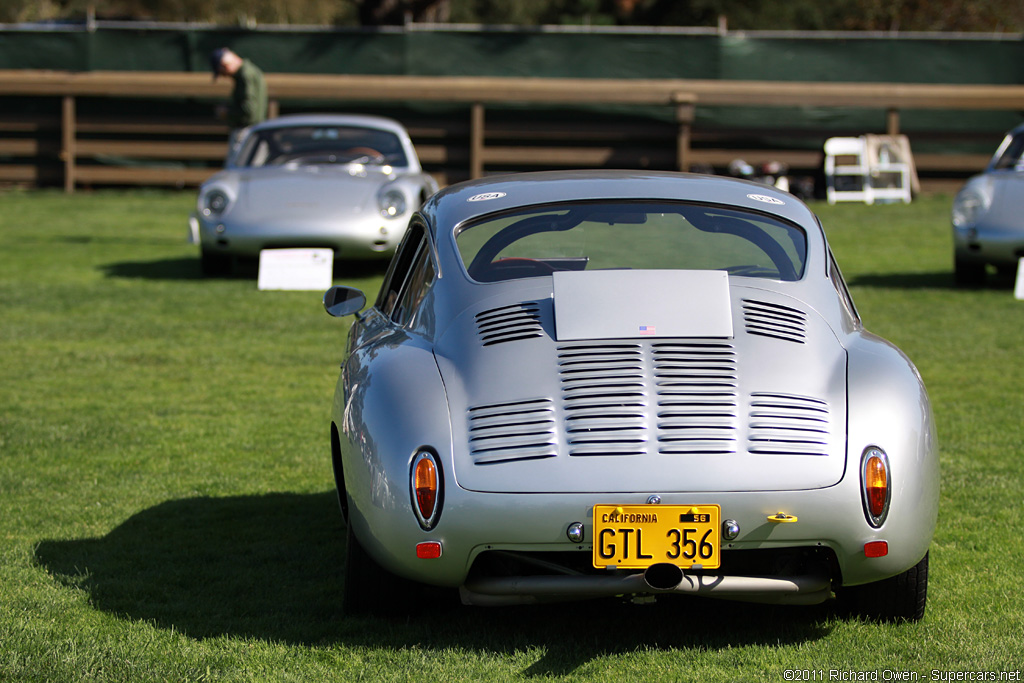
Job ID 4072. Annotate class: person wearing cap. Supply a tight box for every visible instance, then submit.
[210,48,268,146]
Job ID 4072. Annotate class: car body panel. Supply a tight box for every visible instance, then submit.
[432,282,849,494]
[327,170,938,608]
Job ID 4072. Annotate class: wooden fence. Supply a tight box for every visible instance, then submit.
[2,70,1023,193]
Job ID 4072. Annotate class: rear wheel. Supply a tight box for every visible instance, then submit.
[838,552,929,622]
[954,256,985,287]
[343,522,428,616]
[996,264,1020,285]
[343,523,388,615]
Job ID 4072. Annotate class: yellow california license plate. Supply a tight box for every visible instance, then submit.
[592,504,721,570]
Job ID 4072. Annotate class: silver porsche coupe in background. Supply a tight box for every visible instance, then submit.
[324,170,938,621]
[952,122,1024,286]
[189,114,438,275]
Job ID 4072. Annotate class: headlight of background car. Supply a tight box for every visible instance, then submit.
[202,189,231,217]
[951,178,992,228]
[379,189,407,219]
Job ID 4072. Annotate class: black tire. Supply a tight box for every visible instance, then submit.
[343,522,424,617]
[343,522,386,615]
[200,248,231,277]
[996,264,1019,285]
[837,552,929,622]
[330,427,349,524]
[954,256,985,287]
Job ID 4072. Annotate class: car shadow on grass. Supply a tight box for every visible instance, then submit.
[101,257,205,280]
[847,270,954,289]
[34,492,833,670]
[100,257,388,281]
[848,269,1017,290]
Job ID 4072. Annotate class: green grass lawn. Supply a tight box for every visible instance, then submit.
[1,189,1022,682]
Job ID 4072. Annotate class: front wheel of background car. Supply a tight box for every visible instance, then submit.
[200,249,231,277]
[954,256,985,287]
[837,552,928,622]
[996,264,1019,285]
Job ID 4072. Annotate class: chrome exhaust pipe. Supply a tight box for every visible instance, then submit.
[644,563,684,590]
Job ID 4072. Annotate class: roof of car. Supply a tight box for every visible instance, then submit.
[247,113,410,134]
[421,170,820,236]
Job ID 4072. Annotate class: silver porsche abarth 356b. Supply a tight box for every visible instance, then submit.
[952,122,1024,286]
[190,114,438,275]
[324,170,938,621]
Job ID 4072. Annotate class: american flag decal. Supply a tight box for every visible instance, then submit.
[639,325,656,335]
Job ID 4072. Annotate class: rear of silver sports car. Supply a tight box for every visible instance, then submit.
[340,276,937,615]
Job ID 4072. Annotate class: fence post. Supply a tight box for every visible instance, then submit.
[674,93,696,172]
[470,102,485,179]
[887,108,900,137]
[61,95,76,193]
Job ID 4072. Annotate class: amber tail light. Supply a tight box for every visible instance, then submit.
[411,451,443,530]
[861,447,891,528]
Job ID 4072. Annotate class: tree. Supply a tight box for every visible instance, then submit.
[3,0,1021,31]
[357,0,451,25]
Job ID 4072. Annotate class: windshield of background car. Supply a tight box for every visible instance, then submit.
[237,125,408,168]
[990,131,1024,171]
[456,201,807,283]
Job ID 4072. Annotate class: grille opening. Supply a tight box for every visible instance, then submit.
[472,452,559,466]
[558,343,651,458]
[469,398,553,414]
[742,299,807,344]
[748,392,831,456]
[471,440,557,455]
[561,367,644,376]
[653,342,738,455]
[476,303,544,346]
[562,398,645,408]
[468,398,557,464]
[569,423,647,436]
[563,384,645,394]
[470,417,554,432]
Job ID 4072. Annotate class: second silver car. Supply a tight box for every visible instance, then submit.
[189,114,439,275]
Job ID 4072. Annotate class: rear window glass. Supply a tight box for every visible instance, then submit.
[238,125,408,168]
[455,201,807,283]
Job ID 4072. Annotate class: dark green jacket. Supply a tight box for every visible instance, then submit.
[228,59,267,129]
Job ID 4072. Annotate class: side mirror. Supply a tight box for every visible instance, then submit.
[323,285,366,318]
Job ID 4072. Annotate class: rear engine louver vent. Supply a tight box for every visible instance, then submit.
[475,303,544,346]
[558,343,648,457]
[468,398,557,464]
[748,393,830,456]
[653,343,738,455]
[742,299,807,344]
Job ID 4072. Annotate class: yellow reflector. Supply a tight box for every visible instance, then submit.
[414,457,438,519]
[864,455,888,518]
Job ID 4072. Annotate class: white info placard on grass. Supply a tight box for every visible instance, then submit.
[1016,258,1024,301]
[257,248,333,291]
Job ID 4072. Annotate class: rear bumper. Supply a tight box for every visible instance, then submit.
[350,477,936,599]
[460,567,832,606]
